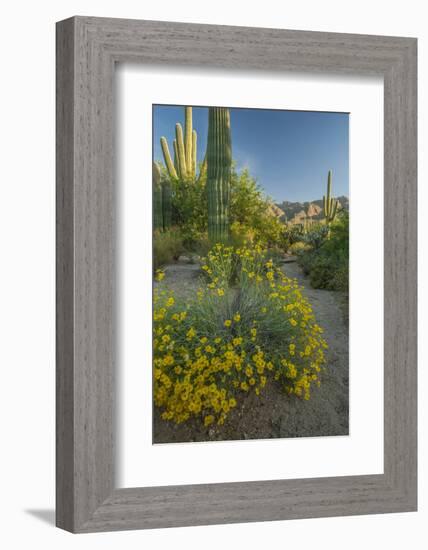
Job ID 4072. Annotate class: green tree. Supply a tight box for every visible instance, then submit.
[229,168,286,249]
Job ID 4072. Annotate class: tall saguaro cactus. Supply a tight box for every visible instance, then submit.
[161,177,172,230]
[323,170,339,224]
[206,107,232,243]
[153,162,164,230]
[160,106,206,182]
[153,161,172,231]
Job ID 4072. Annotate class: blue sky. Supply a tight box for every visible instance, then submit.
[153,105,349,203]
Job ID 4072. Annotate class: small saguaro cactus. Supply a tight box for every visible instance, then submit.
[323,170,339,224]
[206,107,232,243]
[160,106,206,182]
[153,162,164,230]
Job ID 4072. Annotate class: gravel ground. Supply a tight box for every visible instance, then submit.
[153,260,349,443]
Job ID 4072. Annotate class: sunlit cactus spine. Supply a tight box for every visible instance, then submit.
[206,107,232,243]
[160,106,206,182]
[323,170,339,224]
[153,162,164,230]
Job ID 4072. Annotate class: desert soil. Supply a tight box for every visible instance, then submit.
[153,259,349,443]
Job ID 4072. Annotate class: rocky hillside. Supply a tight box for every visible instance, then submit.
[276,196,349,224]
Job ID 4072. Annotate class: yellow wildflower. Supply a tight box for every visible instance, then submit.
[155,269,165,282]
[204,415,214,427]
[186,327,196,340]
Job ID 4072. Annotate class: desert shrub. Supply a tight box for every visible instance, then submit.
[200,242,283,288]
[297,212,349,292]
[300,252,347,291]
[153,244,328,426]
[200,244,237,288]
[153,228,184,271]
[288,241,311,255]
[189,234,211,258]
[282,224,305,246]
[302,224,329,250]
[229,169,267,228]
[160,165,290,253]
[264,246,286,265]
[158,163,207,250]
[229,169,289,250]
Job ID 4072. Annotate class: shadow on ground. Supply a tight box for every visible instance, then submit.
[25,509,55,526]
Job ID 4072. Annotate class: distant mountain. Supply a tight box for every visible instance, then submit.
[276,196,349,224]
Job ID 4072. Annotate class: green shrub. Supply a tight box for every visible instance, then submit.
[153,228,184,270]
[302,224,329,250]
[297,212,349,292]
[283,224,305,245]
[157,161,208,250]
[157,164,292,255]
[229,168,289,250]
[288,241,310,255]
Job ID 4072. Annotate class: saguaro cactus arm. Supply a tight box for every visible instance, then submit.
[173,139,179,172]
[175,123,187,179]
[192,130,197,179]
[184,106,193,177]
[160,137,178,180]
[159,106,205,183]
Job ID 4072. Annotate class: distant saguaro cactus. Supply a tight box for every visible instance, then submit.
[160,106,206,182]
[323,170,339,224]
[206,107,232,243]
[153,162,164,230]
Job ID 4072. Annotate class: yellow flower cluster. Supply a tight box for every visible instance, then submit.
[200,243,236,290]
[153,243,328,426]
[154,268,165,282]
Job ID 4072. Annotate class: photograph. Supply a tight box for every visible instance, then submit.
[152,104,349,444]
[0,1,419,542]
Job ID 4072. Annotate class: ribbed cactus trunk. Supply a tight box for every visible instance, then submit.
[323,170,339,224]
[162,178,172,230]
[206,107,232,243]
[153,162,164,230]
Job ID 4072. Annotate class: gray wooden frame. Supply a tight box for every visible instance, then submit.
[56,16,417,533]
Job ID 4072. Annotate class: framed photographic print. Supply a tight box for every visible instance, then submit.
[56,16,417,532]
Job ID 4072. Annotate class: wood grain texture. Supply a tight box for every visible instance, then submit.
[56,16,417,533]
[56,18,75,531]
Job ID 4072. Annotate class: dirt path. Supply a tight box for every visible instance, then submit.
[153,260,349,443]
